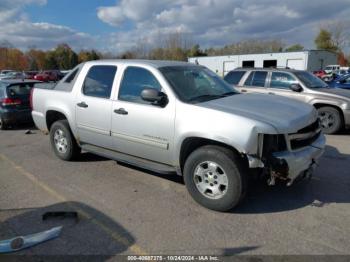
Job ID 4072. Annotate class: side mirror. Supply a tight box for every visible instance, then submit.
[141,88,168,106]
[290,84,303,92]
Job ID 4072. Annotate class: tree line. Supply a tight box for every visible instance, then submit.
[0,42,101,71]
[0,21,349,71]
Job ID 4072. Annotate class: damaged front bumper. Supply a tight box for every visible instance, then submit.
[248,133,326,185]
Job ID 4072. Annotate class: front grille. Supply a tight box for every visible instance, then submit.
[289,120,321,150]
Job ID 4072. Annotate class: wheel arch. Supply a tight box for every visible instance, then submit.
[313,103,345,126]
[179,137,248,173]
[46,110,69,131]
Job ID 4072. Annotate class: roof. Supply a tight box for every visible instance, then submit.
[84,59,192,68]
[233,67,302,73]
[188,49,337,59]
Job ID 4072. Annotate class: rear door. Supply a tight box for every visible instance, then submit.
[236,71,269,94]
[75,65,117,149]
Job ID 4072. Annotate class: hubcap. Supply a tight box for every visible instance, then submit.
[319,111,335,129]
[193,161,228,200]
[53,129,68,154]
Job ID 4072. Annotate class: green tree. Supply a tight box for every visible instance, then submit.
[285,44,304,52]
[44,51,59,70]
[78,50,101,63]
[187,44,207,57]
[54,44,78,70]
[315,29,338,51]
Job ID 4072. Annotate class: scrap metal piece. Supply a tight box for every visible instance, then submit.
[25,130,33,135]
[0,226,62,253]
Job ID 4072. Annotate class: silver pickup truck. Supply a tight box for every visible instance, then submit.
[31,60,325,211]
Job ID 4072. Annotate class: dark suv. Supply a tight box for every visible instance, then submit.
[0,80,39,130]
[224,68,350,134]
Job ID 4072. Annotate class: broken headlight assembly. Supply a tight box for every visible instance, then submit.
[260,134,289,183]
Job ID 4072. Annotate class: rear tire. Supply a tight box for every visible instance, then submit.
[0,116,8,130]
[50,120,81,161]
[317,106,342,134]
[183,145,247,212]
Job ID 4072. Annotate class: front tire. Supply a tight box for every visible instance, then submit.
[183,145,247,212]
[317,106,342,134]
[50,120,80,161]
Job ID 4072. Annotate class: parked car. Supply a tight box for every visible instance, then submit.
[328,74,350,90]
[0,70,16,77]
[313,70,326,79]
[25,71,39,80]
[0,71,25,80]
[34,70,62,82]
[0,80,39,129]
[224,68,350,134]
[324,65,340,74]
[31,60,325,211]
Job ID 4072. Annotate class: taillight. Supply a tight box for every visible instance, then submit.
[1,98,22,106]
[30,88,34,110]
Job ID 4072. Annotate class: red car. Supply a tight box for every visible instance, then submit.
[34,70,62,82]
[313,70,326,79]
[25,71,39,80]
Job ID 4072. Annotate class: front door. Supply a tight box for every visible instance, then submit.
[75,65,117,149]
[267,71,308,103]
[111,66,175,165]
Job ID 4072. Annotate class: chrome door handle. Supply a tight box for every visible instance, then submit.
[114,108,128,115]
[77,102,88,108]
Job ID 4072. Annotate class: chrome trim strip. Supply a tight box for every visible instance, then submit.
[77,124,110,136]
[289,129,321,140]
[111,132,169,150]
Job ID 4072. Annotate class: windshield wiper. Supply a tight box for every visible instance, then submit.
[189,92,237,102]
[221,91,237,97]
[188,94,224,102]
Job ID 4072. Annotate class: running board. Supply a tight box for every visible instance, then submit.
[81,144,176,175]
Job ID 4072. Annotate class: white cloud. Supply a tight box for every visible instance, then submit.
[97,0,350,53]
[0,0,95,50]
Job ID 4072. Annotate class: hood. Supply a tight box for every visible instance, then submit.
[316,88,350,100]
[199,93,317,133]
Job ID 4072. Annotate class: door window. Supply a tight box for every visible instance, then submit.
[82,66,117,99]
[244,71,267,87]
[224,71,246,85]
[119,67,162,104]
[270,72,297,89]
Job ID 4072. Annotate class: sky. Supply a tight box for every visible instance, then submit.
[0,0,349,54]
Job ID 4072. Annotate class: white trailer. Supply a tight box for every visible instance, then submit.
[188,50,337,77]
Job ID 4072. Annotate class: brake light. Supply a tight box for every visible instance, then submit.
[1,98,22,106]
[30,88,34,110]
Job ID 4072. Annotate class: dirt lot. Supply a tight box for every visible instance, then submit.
[0,126,350,257]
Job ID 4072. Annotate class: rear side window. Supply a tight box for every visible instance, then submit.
[7,83,34,97]
[270,72,297,89]
[82,65,117,99]
[119,67,162,104]
[224,71,246,85]
[65,68,79,83]
[244,71,267,87]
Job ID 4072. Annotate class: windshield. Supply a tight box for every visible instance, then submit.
[294,71,328,89]
[159,66,238,103]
